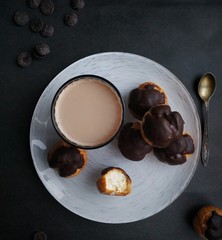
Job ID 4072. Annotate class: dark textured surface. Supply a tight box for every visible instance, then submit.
[1,0,222,239]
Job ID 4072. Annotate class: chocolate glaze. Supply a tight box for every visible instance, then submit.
[153,134,195,165]
[128,83,166,120]
[118,122,153,161]
[48,145,84,177]
[205,211,222,240]
[142,104,184,148]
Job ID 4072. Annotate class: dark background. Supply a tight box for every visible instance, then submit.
[1,0,222,239]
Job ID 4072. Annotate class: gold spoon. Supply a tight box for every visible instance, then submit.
[198,72,216,166]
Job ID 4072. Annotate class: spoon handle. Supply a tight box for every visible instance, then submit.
[202,102,209,166]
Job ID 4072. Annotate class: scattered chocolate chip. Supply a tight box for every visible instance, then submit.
[30,18,44,32]
[27,0,41,9]
[17,52,32,67]
[33,43,50,58]
[70,0,85,10]
[14,11,29,26]
[41,23,54,37]
[40,0,54,15]
[34,231,47,240]
[64,12,78,27]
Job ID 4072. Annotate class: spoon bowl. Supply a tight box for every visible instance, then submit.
[198,72,216,166]
[198,73,216,102]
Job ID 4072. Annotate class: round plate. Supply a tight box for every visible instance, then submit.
[30,52,201,224]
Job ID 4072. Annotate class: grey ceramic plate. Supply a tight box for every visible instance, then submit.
[30,52,201,223]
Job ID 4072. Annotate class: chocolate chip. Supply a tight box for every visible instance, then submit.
[64,12,78,27]
[34,231,47,240]
[14,11,29,26]
[40,0,54,15]
[30,18,44,32]
[70,0,85,10]
[41,23,54,37]
[33,43,50,58]
[27,0,41,9]
[17,52,32,67]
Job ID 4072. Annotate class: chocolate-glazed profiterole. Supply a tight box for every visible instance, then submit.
[193,206,222,240]
[118,122,153,161]
[153,134,195,165]
[128,82,167,120]
[141,104,184,148]
[48,141,87,177]
[97,167,131,196]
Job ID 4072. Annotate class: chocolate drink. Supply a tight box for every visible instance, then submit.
[53,76,124,148]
